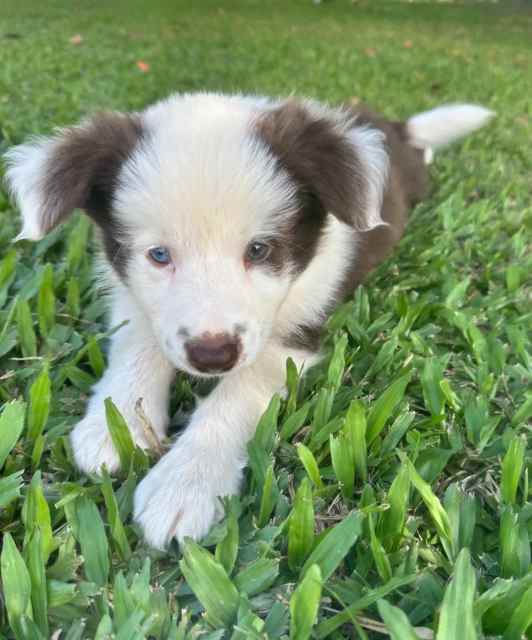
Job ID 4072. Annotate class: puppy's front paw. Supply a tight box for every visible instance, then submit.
[70,416,121,474]
[133,444,242,549]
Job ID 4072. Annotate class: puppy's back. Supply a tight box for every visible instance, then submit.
[343,105,430,291]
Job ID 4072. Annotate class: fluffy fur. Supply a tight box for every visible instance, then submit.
[4,92,494,548]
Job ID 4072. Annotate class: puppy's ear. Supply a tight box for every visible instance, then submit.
[4,112,143,241]
[256,100,389,230]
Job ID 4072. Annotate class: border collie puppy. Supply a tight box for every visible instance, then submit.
[5,94,493,548]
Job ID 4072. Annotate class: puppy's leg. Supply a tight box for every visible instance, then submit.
[71,287,175,474]
[134,344,319,549]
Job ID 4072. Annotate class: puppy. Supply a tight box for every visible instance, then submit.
[5,94,493,548]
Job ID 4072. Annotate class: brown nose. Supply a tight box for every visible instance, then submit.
[185,333,240,373]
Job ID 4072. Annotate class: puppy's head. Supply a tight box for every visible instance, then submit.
[5,93,388,376]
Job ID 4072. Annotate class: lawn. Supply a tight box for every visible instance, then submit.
[0,1,531,638]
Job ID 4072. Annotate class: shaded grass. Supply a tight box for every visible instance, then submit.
[0,1,531,638]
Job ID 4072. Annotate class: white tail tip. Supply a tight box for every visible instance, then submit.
[407,104,495,151]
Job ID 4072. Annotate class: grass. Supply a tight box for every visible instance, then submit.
[0,1,531,638]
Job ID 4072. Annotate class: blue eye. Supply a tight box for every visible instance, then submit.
[245,241,272,264]
[148,246,171,266]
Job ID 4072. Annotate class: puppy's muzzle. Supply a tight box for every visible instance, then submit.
[185,333,241,373]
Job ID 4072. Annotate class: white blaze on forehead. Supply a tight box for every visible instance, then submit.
[113,93,298,252]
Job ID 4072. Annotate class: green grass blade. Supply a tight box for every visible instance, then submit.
[247,395,281,492]
[444,484,476,555]
[280,402,310,442]
[253,393,281,453]
[87,336,106,378]
[66,215,91,273]
[0,248,17,299]
[377,599,420,640]
[12,615,46,640]
[113,571,136,628]
[1,533,33,631]
[31,433,46,471]
[285,356,299,417]
[24,528,49,637]
[316,575,417,637]
[0,470,24,509]
[511,393,532,427]
[288,478,315,571]
[312,387,336,434]
[330,432,355,499]
[503,584,532,640]
[445,276,471,308]
[21,471,55,563]
[296,443,323,489]
[289,564,322,640]
[179,538,239,628]
[369,514,392,582]
[420,356,449,417]
[257,463,277,528]
[405,457,453,559]
[104,397,135,472]
[501,434,525,505]
[499,505,529,578]
[480,574,532,636]
[94,614,113,640]
[215,510,239,576]
[367,373,412,444]
[379,461,410,551]
[16,298,37,358]
[0,399,26,469]
[326,332,348,391]
[232,597,266,639]
[381,410,415,455]
[37,264,55,337]
[65,277,80,318]
[436,548,477,640]
[344,399,367,482]
[27,364,51,442]
[75,495,110,587]
[101,469,131,560]
[301,511,364,581]
[234,558,280,597]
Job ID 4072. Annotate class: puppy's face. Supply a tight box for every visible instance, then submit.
[5,94,388,376]
[116,103,299,374]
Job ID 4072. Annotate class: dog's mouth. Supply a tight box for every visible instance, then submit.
[177,355,248,380]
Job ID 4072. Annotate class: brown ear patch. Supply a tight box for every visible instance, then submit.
[255,100,367,228]
[40,112,144,277]
[42,112,144,233]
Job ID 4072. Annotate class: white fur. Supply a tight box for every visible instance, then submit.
[4,137,54,241]
[134,343,320,547]
[71,286,175,473]
[275,214,356,341]
[407,104,495,151]
[59,94,368,546]
[112,94,299,375]
[348,125,389,229]
[3,92,493,547]
[107,94,386,378]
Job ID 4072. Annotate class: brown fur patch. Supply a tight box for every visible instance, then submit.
[42,112,144,275]
[256,100,368,229]
[282,323,323,352]
[279,103,430,352]
[260,190,327,276]
[254,100,365,279]
[338,105,429,295]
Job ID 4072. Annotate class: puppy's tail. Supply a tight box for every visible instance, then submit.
[406,104,495,163]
